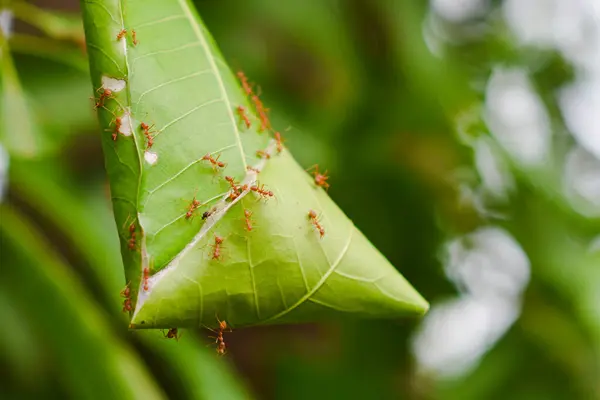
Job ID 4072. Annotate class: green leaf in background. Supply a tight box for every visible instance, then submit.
[80,0,428,329]
[10,0,85,45]
[0,205,166,400]
[0,30,45,158]
[9,34,88,71]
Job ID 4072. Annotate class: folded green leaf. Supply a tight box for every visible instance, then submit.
[80,0,428,329]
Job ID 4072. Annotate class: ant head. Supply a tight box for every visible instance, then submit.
[308,210,317,219]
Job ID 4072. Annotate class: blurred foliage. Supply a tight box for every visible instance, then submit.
[1,0,599,399]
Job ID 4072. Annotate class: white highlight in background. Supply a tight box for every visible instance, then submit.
[563,146,600,217]
[432,0,489,22]
[485,68,551,167]
[412,227,530,378]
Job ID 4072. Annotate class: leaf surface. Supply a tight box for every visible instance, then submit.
[80,0,428,329]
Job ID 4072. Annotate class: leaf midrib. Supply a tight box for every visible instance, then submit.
[178,0,247,170]
[117,0,143,211]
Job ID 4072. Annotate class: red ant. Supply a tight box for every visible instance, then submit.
[208,317,231,356]
[307,165,330,191]
[142,267,150,291]
[109,115,123,141]
[243,209,254,232]
[251,94,270,132]
[122,298,132,313]
[225,176,248,201]
[127,222,136,251]
[132,29,138,46]
[185,196,202,219]
[211,236,224,260]
[229,184,248,202]
[274,132,285,153]
[120,282,131,298]
[308,210,325,238]
[145,135,153,148]
[140,122,158,149]
[250,183,274,200]
[93,87,113,110]
[163,328,181,341]
[227,191,239,202]
[121,282,132,312]
[116,29,127,40]
[140,122,155,133]
[236,105,252,129]
[224,176,239,190]
[122,216,137,250]
[256,150,271,159]
[246,166,261,174]
[225,175,239,200]
[202,153,226,171]
[216,341,226,356]
[237,71,254,96]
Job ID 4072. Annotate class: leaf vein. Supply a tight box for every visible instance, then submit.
[308,297,357,312]
[145,147,235,197]
[184,275,203,325]
[115,0,144,219]
[134,69,212,105]
[159,97,223,132]
[246,240,261,320]
[87,43,125,75]
[293,236,311,293]
[148,191,228,236]
[334,270,386,283]
[84,1,120,24]
[178,0,247,169]
[130,42,202,69]
[262,228,354,323]
[134,15,187,30]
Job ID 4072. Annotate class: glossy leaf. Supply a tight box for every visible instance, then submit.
[80,0,428,329]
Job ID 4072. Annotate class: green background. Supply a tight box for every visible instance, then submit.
[1,0,599,399]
